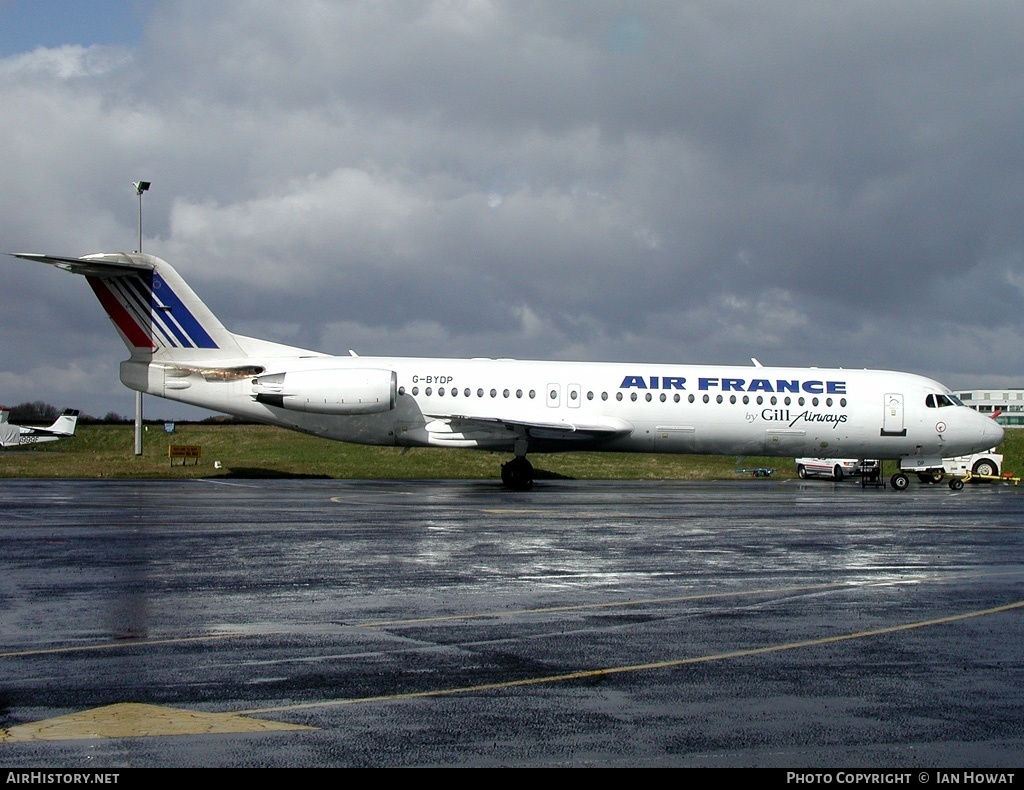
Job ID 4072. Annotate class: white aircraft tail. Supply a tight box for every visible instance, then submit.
[10,252,275,363]
[21,253,244,357]
[46,409,79,437]
[12,252,325,413]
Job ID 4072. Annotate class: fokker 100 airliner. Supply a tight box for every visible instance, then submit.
[11,252,1004,489]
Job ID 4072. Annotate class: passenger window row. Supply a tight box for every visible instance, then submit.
[398,386,846,409]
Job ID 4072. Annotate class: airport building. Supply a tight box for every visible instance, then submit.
[954,388,1024,427]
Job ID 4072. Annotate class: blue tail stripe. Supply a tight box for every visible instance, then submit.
[151,273,218,348]
[105,272,219,349]
[135,275,193,347]
[118,275,173,345]
[117,275,187,348]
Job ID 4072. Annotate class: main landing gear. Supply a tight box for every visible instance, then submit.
[501,456,534,490]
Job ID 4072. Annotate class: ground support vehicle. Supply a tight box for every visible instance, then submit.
[898,450,1003,486]
[948,470,1020,490]
[795,458,881,482]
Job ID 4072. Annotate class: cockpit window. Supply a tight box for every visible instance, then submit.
[926,393,956,408]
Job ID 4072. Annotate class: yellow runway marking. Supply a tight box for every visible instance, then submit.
[0,703,313,742]
[241,599,1024,715]
[3,599,1021,740]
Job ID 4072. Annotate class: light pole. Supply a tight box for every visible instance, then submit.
[133,181,150,252]
[132,180,151,455]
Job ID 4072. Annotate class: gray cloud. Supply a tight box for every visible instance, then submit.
[2,1,1022,419]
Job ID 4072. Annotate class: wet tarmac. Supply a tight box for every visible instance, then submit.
[1,477,1023,767]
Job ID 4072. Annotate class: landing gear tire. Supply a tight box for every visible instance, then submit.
[833,465,844,481]
[501,457,534,490]
[949,477,965,491]
[797,465,808,479]
[890,472,910,491]
[918,470,944,484]
[972,459,998,479]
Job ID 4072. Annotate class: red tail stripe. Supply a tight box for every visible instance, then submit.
[87,277,156,350]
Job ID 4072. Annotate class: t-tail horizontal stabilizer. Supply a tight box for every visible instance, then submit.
[11,253,241,358]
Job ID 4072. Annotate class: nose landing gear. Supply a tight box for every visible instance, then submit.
[889,472,910,491]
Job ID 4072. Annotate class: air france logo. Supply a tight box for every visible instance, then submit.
[619,375,847,395]
[620,374,849,429]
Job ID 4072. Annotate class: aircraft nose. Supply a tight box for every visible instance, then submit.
[984,418,1006,446]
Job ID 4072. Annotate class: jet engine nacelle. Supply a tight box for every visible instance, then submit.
[253,368,397,415]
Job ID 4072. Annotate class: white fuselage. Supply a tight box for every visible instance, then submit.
[17,251,1003,477]
[126,354,1004,464]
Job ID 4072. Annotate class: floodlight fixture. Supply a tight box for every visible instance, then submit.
[133,180,151,195]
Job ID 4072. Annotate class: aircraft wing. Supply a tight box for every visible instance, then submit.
[425,413,633,444]
[11,253,153,277]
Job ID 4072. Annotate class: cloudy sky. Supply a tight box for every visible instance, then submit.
[2,1,1022,421]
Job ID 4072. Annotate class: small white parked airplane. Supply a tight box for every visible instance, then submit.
[10,252,1004,489]
[0,408,79,448]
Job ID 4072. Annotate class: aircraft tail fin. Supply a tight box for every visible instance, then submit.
[45,409,79,437]
[11,253,246,359]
